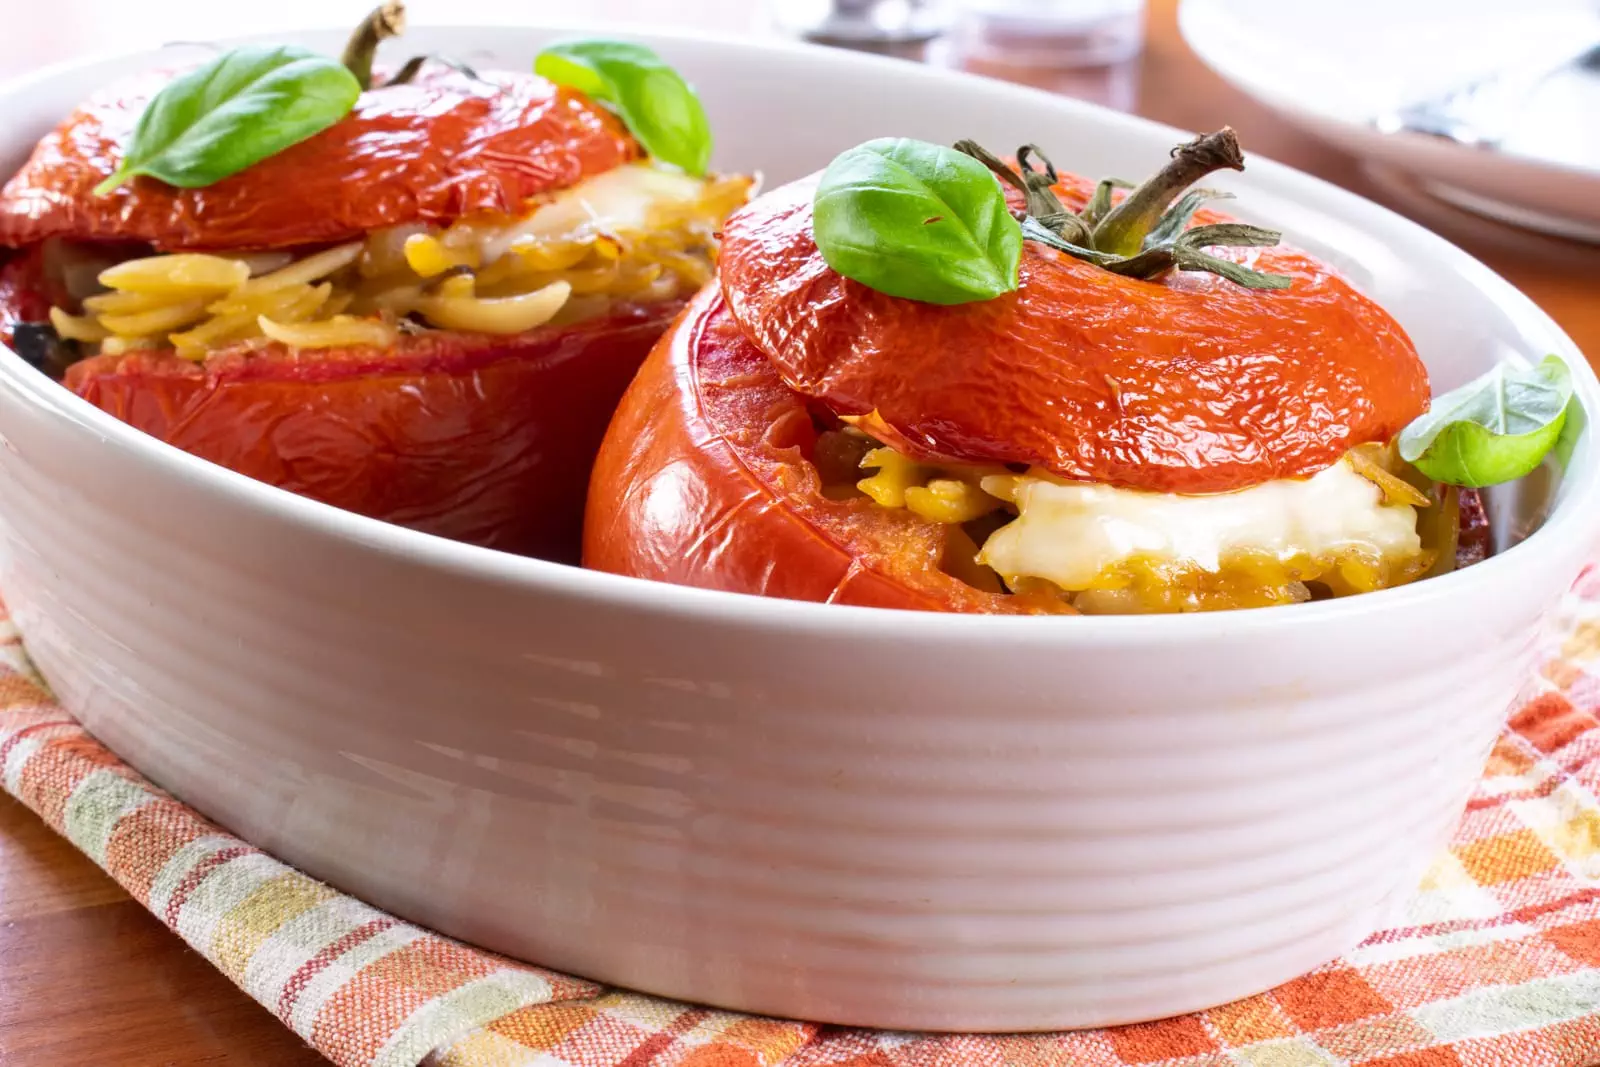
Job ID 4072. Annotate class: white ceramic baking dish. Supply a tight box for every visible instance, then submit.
[0,23,1597,1031]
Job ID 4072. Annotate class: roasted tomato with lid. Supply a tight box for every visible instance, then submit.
[586,129,1564,613]
[0,4,751,561]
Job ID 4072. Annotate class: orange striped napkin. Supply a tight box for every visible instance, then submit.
[3,574,1600,1067]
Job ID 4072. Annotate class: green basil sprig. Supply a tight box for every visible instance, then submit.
[812,138,1023,306]
[535,40,711,177]
[955,130,1290,291]
[93,45,361,197]
[1399,355,1577,488]
[810,129,1290,305]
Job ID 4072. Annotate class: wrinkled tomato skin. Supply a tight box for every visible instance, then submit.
[66,303,681,562]
[1457,488,1493,569]
[585,287,1047,613]
[0,64,661,560]
[0,247,63,341]
[719,174,1431,496]
[0,69,636,251]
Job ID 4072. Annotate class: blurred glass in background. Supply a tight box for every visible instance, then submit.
[950,0,1145,67]
[766,0,1145,109]
[767,0,952,55]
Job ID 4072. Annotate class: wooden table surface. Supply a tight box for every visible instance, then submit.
[2,1,1598,1064]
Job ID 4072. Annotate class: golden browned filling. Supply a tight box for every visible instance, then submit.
[46,162,752,358]
[818,427,1443,614]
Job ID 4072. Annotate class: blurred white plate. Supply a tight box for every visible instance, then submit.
[1178,0,1600,241]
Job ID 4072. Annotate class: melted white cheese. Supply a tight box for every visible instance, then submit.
[976,457,1424,591]
[479,162,715,262]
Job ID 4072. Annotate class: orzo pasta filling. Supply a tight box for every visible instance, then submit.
[45,162,752,360]
[815,427,1439,614]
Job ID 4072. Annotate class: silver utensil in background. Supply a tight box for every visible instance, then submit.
[1374,39,1600,147]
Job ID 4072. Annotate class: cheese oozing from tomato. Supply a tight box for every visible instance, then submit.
[475,162,734,262]
[974,455,1430,612]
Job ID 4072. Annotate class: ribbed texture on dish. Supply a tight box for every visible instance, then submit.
[8,573,1600,1067]
[0,391,1562,1026]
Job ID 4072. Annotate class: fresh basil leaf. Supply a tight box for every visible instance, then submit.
[812,138,1023,306]
[1398,354,1577,488]
[535,40,711,176]
[94,45,361,196]
[1554,389,1587,472]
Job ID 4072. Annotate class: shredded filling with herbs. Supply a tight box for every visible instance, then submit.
[46,163,751,360]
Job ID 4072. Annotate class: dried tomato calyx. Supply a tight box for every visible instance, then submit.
[340,2,407,90]
[954,127,1293,291]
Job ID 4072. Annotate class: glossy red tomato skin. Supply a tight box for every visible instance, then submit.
[718,173,1431,496]
[0,247,56,340]
[0,68,637,251]
[585,286,1053,612]
[65,302,681,562]
[0,65,669,560]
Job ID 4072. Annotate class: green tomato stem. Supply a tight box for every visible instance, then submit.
[956,128,1289,290]
[1090,127,1246,258]
[340,1,407,90]
[91,168,134,198]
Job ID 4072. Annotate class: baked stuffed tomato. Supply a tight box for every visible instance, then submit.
[0,5,750,560]
[586,129,1573,613]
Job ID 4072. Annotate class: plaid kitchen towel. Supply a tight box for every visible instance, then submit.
[4,577,1600,1067]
